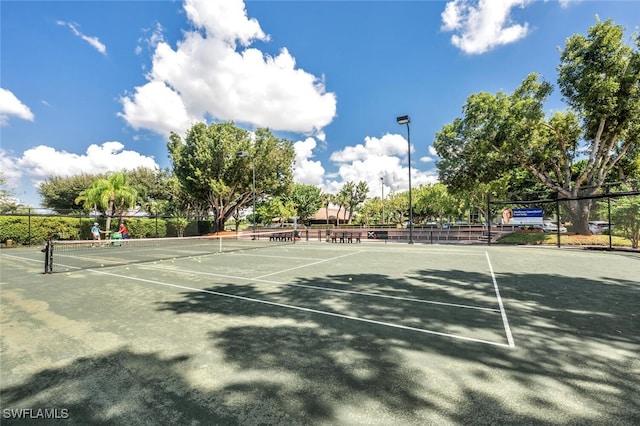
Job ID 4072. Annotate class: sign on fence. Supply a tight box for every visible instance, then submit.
[367,231,388,239]
[502,208,543,225]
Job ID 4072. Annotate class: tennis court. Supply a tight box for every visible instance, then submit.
[1,238,638,425]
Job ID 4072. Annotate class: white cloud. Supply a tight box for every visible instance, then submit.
[136,22,165,56]
[0,142,159,207]
[119,81,196,135]
[0,88,35,125]
[294,138,325,186]
[57,21,107,55]
[441,0,531,54]
[0,149,21,185]
[330,133,409,163]
[183,0,268,47]
[120,0,336,137]
[558,0,578,8]
[325,133,438,198]
[17,142,158,178]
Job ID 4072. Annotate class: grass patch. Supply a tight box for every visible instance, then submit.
[495,232,633,247]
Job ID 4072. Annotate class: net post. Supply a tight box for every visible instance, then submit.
[43,240,52,274]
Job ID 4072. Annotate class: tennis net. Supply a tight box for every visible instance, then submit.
[44,230,297,273]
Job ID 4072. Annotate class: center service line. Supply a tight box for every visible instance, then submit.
[253,250,362,279]
[485,251,516,348]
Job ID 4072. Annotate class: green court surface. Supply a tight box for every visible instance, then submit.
[1,241,638,425]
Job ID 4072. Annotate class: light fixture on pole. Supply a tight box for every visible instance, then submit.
[236,151,256,236]
[396,115,414,244]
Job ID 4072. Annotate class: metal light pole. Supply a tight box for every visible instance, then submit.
[396,115,414,244]
[380,176,384,225]
[237,151,256,236]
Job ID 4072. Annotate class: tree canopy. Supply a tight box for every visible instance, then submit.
[39,174,102,212]
[38,168,173,215]
[434,18,640,234]
[168,122,295,231]
[287,183,323,225]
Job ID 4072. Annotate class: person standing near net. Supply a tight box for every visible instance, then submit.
[91,222,101,241]
[119,223,128,239]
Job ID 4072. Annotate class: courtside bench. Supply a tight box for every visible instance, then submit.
[330,231,361,243]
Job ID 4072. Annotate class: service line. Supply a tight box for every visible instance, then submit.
[89,268,513,349]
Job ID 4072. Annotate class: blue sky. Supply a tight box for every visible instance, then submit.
[2,0,639,208]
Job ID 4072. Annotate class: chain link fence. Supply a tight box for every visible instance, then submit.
[489,188,640,249]
[0,208,217,247]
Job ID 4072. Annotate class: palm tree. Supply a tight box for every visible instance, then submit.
[349,181,369,224]
[321,192,333,226]
[75,173,138,234]
[334,189,350,227]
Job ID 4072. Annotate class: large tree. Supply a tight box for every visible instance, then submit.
[413,183,459,225]
[126,167,174,214]
[39,168,173,215]
[434,18,640,234]
[39,173,101,213]
[287,183,323,225]
[168,122,295,232]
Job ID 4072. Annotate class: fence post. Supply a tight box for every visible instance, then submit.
[555,194,561,248]
[487,194,491,246]
[607,193,612,250]
[28,208,32,246]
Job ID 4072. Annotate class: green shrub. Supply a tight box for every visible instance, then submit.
[125,218,167,238]
[0,215,84,245]
[0,214,263,245]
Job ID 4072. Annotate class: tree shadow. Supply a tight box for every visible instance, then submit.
[0,350,234,425]
[153,267,639,424]
[2,267,637,424]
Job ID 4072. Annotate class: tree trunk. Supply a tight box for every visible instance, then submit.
[565,198,592,234]
[105,200,115,236]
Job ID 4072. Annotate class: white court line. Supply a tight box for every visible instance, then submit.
[87,268,513,349]
[253,251,362,279]
[225,252,322,261]
[294,243,487,256]
[140,264,501,313]
[0,253,44,265]
[485,251,515,348]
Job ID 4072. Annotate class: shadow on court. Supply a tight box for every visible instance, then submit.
[1,253,638,424]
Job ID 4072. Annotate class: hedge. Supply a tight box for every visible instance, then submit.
[0,215,219,246]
